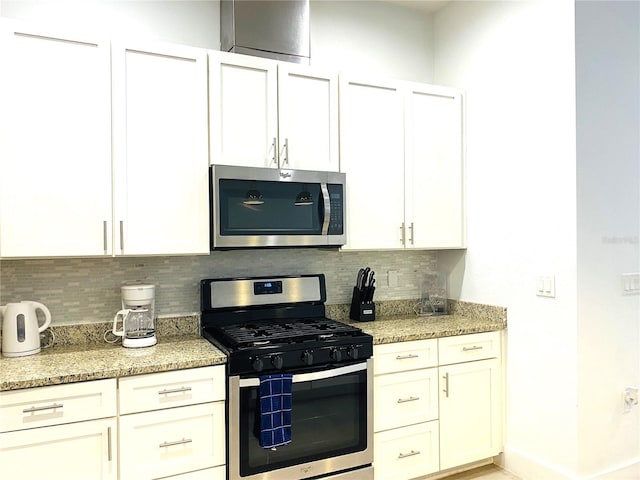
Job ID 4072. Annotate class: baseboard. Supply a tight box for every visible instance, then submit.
[584,458,640,480]
[503,447,640,480]
[502,446,576,480]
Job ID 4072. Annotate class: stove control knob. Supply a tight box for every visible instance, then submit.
[271,355,284,369]
[348,345,359,360]
[301,350,314,366]
[252,357,264,373]
[330,348,342,362]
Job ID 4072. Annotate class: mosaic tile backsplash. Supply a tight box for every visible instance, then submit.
[0,249,438,326]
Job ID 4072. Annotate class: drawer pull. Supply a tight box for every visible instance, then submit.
[23,403,63,413]
[160,438,193,448]
[443,373,450,398]
[462,345,483,351]
[397,396,420,404]
[398,450,421,459]
[158,386,192,395]
[395,354,419,360]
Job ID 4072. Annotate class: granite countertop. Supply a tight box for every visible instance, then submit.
[344,314,506,345]
[0,336,226,392]
[0,300,507,392]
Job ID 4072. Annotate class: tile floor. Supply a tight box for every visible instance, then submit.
[442,464,522,480]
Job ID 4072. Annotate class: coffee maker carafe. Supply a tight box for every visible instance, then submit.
[112,284,156,348]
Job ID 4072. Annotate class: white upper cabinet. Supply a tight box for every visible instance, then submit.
[209,52,278,169]
[339,75,406,250]
[405,83,465,249]
[111,41,209,256]
[277,63,339,171]
[340,74,465,251]
[0,22,112,257]
[209,51,339,171]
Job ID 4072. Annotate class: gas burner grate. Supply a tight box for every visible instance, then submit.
[214,317,360,349]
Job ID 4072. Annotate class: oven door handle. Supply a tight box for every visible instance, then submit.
[238,362,367,388]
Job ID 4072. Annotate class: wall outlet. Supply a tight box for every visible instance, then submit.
[623,386,639,413]
[387,270,399,288]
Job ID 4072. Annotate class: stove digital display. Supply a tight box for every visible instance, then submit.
[253,280,283,295]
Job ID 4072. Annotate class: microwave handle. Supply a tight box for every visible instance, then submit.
[320,183,331,235]
[238,362,367,388]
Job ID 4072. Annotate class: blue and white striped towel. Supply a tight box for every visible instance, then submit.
[259,373,293,449]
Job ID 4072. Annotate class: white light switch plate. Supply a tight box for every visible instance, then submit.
[536,275,556,298]
[622,273,640,295]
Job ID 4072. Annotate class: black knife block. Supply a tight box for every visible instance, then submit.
[349,286,376,322]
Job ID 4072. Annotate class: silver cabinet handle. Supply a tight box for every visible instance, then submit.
[398,450,421,459]
[400,222,406,245]
[462,345,484,351]
[281,138,289,167]
[103,220,108,254]
[158,386,192,395]
[397,396,420,404]
[443,372,449,398]
[23,403,63,413]
[271,137,277,166]
[409,222,414,245]
[119,220,124,253]
[159,438,192,448]
[107,426,112,461]
[395,354,419,360]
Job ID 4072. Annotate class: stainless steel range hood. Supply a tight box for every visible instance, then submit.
[220,0,310,64]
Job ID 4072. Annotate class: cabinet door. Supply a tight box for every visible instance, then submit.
[405,83,465,249]
[209,51,278,168]
[439,358,502,469]
[0,418,117,479]
[0,23,112,257]
[112,41,209,255]
[339,75,405,250]
[277,64,339,171]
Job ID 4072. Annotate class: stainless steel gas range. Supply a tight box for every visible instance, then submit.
[201,274,374,480]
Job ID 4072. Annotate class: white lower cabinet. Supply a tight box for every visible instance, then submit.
[439,334,502,470]
[117,366,227,480]
[118,403,225,480]
[374,421,440,480]
[373,339,439,480]
[373,331,503,479]
[0,379,118,479]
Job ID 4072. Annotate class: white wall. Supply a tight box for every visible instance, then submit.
[0,0,434,82]
[433,0,580,478]
[575,2,640,478]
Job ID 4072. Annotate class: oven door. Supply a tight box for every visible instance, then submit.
[228,359,373,480]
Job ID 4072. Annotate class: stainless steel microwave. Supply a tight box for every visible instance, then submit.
[210,165,346,249]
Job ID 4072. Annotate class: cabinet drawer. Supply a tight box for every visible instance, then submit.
[374,339,437,375]
[438,331,500,365]
[119,366,225,414]
[119,402,226,480]
[374,421,439,480]
[0,379,117,433]
[156,465,225,480]
[374,368,438,432]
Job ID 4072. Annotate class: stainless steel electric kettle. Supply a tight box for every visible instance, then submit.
[1,301,52,357]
